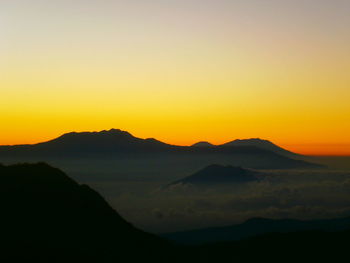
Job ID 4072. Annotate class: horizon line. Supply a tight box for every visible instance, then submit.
[0,128,349,157]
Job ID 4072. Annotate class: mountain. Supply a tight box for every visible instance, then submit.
[0,129,323,169]
[191,141,215,147]
[0,163,173,262]
[33,128,173,153]
[221,138,299,158]
[161,216,350,245]
[168,164,261,186]
[192,138,299,158]
[0,129,180,158]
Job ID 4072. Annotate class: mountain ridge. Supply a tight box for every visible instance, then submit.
[0,129,323,169]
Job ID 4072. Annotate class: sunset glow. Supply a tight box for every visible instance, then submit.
[1,1,349,155]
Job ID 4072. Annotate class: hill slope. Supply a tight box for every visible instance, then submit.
[0,163,172,262]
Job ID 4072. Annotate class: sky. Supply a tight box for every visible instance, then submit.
[1,0,349,155]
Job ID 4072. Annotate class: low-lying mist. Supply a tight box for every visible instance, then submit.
[2,156,350,233]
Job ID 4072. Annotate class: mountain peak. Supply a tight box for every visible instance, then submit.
[33,129,175,155]
[49,129,141,145]
[60,128,133,138]
[221,138,299,157]
[169,164,261,186]
[191,141,215,147]
[233,138,270,143]
[104,128,132,135]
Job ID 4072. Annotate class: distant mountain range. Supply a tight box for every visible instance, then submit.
[168,164,262,186]
[161,216,350,245]
[192,138,299,158]
[0,129,323,169]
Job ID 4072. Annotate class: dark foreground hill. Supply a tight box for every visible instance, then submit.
[0,163,346,262]
[0,163,173,263]
[0,129,323,169]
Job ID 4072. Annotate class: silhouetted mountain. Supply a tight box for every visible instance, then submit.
[0,163,173,262]
[0,129,323,169]
[221,138,299,158]
[168,164,261,186]
[162,216,350,245]
[36,129,173,153]
[191,141,215,147]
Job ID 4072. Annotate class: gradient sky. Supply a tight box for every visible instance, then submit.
[1,0,350,155]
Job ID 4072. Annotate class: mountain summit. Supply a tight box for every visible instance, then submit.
[221,138,299,157]
[32,129,172,153]
[169,164,261,186]
[191,138,300,158]
[191,141,215,147]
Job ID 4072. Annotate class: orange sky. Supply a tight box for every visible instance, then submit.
[1,1,349,155]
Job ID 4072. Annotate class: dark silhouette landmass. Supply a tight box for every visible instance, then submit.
[162,216,350,245]
[195,230,348,262]
[167,164,262,186]
[0,163,172,262]
[0,129,323,169]
[0,163,347,262]
[220,138,300,158]
[191,141,215,147]
[192,138,299,158]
